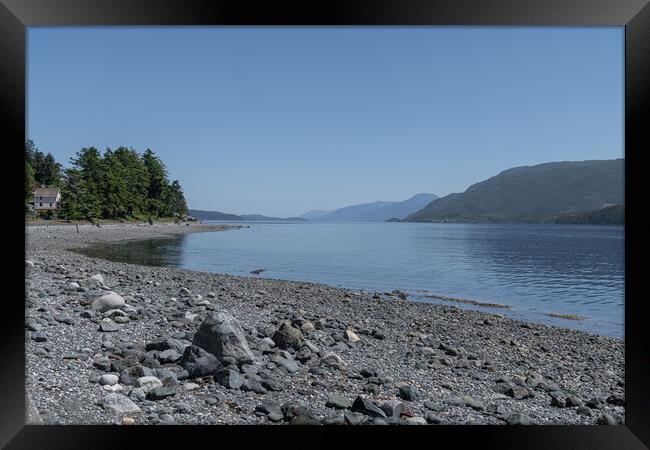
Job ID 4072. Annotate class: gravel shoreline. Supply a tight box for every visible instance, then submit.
[25,222,625,425]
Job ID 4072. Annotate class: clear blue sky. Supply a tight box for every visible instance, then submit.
[27,27,623,217]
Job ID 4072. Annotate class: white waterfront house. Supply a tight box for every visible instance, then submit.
[33,187,61,211]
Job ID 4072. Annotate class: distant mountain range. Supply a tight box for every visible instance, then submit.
[302,193,439,222]
[190,160,623,225]
[300,209,334,220]
[187,209,242,221]
[188,209,306,222]
[404,159,624,224]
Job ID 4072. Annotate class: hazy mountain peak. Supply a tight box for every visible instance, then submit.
[300,209,334,220]
[307,193,438,222]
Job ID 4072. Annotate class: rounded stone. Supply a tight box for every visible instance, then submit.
[100,374,119,386]
[91,292,126,313]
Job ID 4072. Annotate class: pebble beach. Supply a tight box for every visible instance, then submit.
[24,222,625,426]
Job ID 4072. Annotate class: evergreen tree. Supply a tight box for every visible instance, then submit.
[25,140,61,187]
[25,140,36,165]
[59,168,102,220]
[59,148,103,221]
[40,153,62,186]
[143,149,170,217]
[39,142,187,221]
[25,160,35,205]
[113,147,150,216]
[100,149,124,218]
[167,180,188,216]
[25,140,38,167]
[25,140,38,209]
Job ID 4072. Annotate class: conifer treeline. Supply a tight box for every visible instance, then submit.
[26,141,188,221]
[25,140,62,201]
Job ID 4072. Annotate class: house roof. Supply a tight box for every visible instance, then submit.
[34,187,60,197]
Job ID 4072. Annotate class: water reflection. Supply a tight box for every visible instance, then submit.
[74,235,188,267]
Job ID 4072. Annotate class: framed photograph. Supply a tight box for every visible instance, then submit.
[2,0,648,448]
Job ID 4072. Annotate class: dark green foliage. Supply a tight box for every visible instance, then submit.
[25,140,62,187]
[406,159,624,224]
[113,147,150,215]
[40,153,62,186]
[25,159,35,205]
[142,149,170,216]
[58,168,92,220]
[551,204,624,225]
[26,142,188,222]
[59,148,103,221]
[43,209,54,220]
[100,147,151,218]
[166,180,189,217]
[100,148,129,218]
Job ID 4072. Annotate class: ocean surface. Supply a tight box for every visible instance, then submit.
[79,222,625,338]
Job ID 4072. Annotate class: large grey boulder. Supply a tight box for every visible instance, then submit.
[271,322,304,350]
[320,352,346,370]
[506,412,532,425]
[326,394,352,410]
[135,376,162,394]
[179,344,223,378]
[81,274,105,288]
[351,396,387,418]
[192,311,255,366]
[98,393,141,414]
[91,292,125,313]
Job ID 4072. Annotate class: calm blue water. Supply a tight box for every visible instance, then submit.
[81,222,625,338]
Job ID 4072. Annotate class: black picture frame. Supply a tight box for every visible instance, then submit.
[1,0,648,448]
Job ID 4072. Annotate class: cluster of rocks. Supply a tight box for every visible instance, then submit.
[24,223,625,425]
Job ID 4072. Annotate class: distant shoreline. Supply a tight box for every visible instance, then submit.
[200,218,623,226]
[25,220,243,249]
